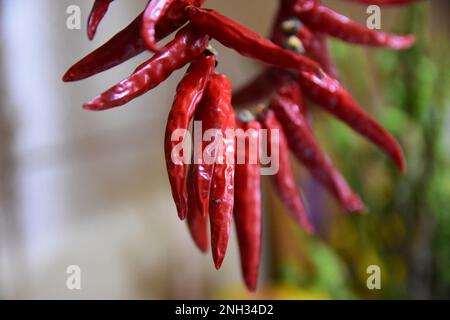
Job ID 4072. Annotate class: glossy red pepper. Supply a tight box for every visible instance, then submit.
[234,117,262,291]
[293,0,415,49]
[232,68,286,107]
[87,0,114,40]
[204,74,236,269]
[191,106,217,219]
[298,71,406,173]
[185,6,320,73]
[295,26,339,79]
[63,13,145,82]
[187,165,209,253]
[258,109,314,233]
[164,54,216,220]
[83,25,209,111]
[270,0,295,46]
[142,0,176,51]
[190,80,227,220]
[270,83,365,212]
[141,0,207,51]
[64,1,206,82]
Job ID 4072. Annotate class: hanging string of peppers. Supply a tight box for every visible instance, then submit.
[64,0,421,291]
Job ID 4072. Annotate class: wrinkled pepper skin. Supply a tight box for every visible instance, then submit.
[64,0,206,82]
[185,6,320,73]
[204,74,236,270]
[298,71,406,173]
[234,118,262,291]
[296,27,339,79]
[142,0,175,51]
[164,54,216,220]
[270,83,365,212]
[293,0,415,49]
[187,165,209,253]
[232,68,286,107]
[87,0,114,40]
[142,0,206,50]
[258,109,314,233]
[191,77,232,220]
[64,13,145,82]
[191,101,217,219]
[83,25,209,111]
[270,0,296,46]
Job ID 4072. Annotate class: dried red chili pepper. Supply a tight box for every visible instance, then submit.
[232,68,286,107]
[286,23,339,79]
[270,83,365,212]
[234,115,262,291]
[204,74,236,269]
[87,0,114,40]
[270,0,296,46]
[187,165,209,253]
[142,0,175,51]
[185,6,321,73]
[64,13,145,82]
[293,0,415,49]
[298,71,406,173]
[191,85,223,220]
[258,109,314,233]
[64,1,205,82]
[164,54,216,220]
[141,0,207,51]
[83,25,209,111]
[191,116,216,219]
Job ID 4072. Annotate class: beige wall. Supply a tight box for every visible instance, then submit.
[0,0,279,299]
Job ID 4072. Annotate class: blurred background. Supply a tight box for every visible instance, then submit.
[0,0,449,299]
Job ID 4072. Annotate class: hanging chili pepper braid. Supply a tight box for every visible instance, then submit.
[63,0,420,291]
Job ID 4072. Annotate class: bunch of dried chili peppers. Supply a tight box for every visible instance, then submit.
[64,0,420,291]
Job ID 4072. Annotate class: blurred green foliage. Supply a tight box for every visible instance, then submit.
[275,3,450,299]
